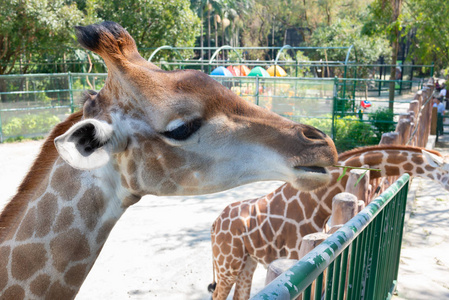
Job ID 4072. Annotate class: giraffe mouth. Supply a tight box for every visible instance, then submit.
[294,166,327,174]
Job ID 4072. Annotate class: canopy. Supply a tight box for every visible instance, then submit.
[248,66,270,77]
[226,66,239,76]
[267,65,287,77]
[236,65,251,76]
[211,66,233,76]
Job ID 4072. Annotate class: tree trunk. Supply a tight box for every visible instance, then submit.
[207,8,211,59]
[388,0,403,112]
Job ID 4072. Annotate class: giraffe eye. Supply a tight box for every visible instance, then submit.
[163,118,202,141]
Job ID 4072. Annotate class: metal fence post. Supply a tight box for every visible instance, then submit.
[68,72,74,113]
[0,110,3,143]
[255,76,260,106]
[332,77,338,141]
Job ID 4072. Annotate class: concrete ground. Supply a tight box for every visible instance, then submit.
[394,135,449,299]
[1,136,449,299]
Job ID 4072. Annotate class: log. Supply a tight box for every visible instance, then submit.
[380,132,400,145]
[331,193,358,227]
[345,167,370,204]
[395,118,412,145]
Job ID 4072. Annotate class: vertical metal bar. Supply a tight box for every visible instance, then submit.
[337,247,349,300]
[303,284,312,300]
[354,229,368,300]
[315,272,324,300]
[0,109,3,143]
[68,72,74,113]
[366,209,385,299]
[332,254,342,299]
[332,77,338,140]
[325,262,335,300]
[255,76,260,106]
[347,239,359,299]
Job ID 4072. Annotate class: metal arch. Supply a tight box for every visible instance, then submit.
[148,46,185,62]
[208,45,242,65]
[344,45,358,65]
[274,45,293,65]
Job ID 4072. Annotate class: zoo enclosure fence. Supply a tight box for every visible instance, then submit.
[252,173,410,300]
[0,73,425,148]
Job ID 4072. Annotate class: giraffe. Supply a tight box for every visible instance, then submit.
[0,22,337,299]
[208,145,449,300]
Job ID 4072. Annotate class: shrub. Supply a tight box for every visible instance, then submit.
[3,112,61,138]
[301,115,378,152]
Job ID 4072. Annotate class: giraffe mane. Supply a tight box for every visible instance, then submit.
[337,145,442,161]
[0,111,83,242]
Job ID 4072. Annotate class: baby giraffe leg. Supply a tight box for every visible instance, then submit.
[233,256,259,300]
[212,273,238,300]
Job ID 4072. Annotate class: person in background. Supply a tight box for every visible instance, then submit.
[437,97,445,135]
[436,80,441,91]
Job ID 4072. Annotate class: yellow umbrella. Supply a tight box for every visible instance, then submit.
[267,65,287,77]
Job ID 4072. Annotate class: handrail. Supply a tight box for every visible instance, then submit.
[252,173,410,299]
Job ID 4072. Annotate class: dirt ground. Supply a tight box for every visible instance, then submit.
[1,140,449,299]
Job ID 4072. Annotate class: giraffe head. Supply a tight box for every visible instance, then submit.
[54,22,337,199]
[422,150,449,190]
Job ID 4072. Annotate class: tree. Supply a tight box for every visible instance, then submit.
[405,0,449,74]
[363,0,404,110]
[96,0,200,61]
[0,0,89,75]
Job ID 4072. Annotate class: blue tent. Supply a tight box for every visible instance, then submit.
[211,66,234,76]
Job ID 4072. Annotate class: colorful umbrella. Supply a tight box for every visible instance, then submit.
[361,100,372,108]
[248,66,270,77]
[235,65,251,76]
[226,66,240,76]
[267,65,288,77]
[211,66,233,76]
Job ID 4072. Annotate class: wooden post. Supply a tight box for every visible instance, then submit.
[380,132,401,145]
[265,233,329,286]
[358,200,366,212]
[265,259,298,286]
[345,167,370,205]
[331,192,358,227]
[327,224,343,234]
[431,106,438,135]
[408,100,420,120]
[395,118,412,145]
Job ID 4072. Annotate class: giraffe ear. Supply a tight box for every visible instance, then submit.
[54,119,114,170]
[422,150,444,168]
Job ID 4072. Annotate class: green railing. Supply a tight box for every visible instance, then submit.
[252,173,410,300]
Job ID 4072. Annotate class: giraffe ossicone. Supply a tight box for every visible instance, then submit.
[209,145,449,300]
[0,21,337,299]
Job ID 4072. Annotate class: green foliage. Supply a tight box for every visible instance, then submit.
[97,0,200,61]
[301,115,378,152]
[369,108,396,140]
[0,0,89,74]
[2,113,60,138]
[310,18,391,77]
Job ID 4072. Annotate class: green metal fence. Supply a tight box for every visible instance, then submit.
[0,73,425,146]
[252,173,410,300]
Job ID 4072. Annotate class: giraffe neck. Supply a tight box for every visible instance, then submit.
[0,114,137,299]
[275,146,447,233]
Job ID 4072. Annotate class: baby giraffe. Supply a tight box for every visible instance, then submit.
[0,22,337,299]
[209,145,449,300]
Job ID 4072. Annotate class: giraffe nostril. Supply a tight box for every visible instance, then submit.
[303,127,326,141]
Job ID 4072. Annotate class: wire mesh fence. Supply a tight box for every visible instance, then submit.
[0,73,426,149]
